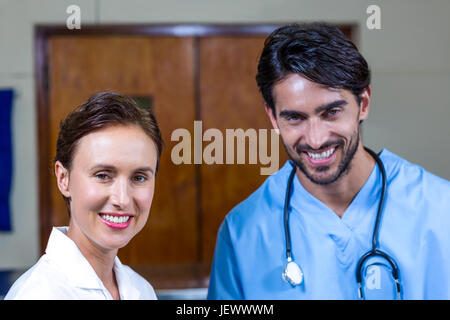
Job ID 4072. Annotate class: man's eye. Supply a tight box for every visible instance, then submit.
[327,109,340,116]
[133,175,147,183]
[287,115,302,122]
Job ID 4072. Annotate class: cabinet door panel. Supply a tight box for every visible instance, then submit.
[48,36,198,264]
[199,36,288,262]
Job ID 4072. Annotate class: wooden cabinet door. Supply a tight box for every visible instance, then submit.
[198,36,288,262]
[47,36,199,264]
[45,33,282,268]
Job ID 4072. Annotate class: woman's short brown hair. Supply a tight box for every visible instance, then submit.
[54,91,163,215]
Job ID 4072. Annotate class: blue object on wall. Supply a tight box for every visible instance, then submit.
[0,89,13,231]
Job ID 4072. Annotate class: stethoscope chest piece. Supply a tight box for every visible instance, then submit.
[280,148,402,298]
[282,259,303,286]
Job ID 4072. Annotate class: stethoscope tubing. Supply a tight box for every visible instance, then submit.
[283,146,401,299]
[284,165,297,262]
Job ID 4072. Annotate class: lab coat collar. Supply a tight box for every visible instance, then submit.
[45,227,129,293]
[45,227,105,290]
[114,256,141,299]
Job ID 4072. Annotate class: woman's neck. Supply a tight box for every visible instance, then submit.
[67,224,120,299]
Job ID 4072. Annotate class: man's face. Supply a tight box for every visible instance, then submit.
[267,73,370,185]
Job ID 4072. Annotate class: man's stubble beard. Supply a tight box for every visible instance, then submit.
[283,127,360,186]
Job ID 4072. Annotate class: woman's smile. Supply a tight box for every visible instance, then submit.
[98,212,134,229]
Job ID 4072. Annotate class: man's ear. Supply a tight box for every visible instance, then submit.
[358,85,371,122]
[55,161,71,198]
[265,105,280,135]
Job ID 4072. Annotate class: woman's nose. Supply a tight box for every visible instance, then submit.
[110,178,131,209]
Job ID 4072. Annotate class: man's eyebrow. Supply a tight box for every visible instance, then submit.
[278,109,308,119]
[315,100,348,114]
[278,100,347,119]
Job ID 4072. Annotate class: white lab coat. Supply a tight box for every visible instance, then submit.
[5,227,157,300]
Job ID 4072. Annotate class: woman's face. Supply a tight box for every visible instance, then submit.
[56,124,158,251]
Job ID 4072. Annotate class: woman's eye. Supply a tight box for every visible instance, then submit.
[95,173,110,181]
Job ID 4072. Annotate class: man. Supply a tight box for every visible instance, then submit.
[207,23,450,299]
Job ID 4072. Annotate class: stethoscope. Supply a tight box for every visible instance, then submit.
[281,147,402,299]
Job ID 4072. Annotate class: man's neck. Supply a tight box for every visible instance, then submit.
[297,146,376,218]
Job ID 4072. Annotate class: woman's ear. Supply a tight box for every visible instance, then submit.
[55,161,71,198]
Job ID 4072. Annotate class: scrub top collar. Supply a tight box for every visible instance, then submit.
[287,149,389,247]
[45,227,139,298]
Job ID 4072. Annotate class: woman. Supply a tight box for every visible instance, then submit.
[6,92,163,299]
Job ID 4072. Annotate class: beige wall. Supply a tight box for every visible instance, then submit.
[0,0,449,269]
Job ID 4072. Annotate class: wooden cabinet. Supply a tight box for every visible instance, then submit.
[36,24,353,288]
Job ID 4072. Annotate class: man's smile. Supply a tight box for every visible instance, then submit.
[298,144,341,168]
[305,146,336,163]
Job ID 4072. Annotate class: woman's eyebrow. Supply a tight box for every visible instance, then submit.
[89,164,116,171]
[134,167,154,175]
[89,164,154,175]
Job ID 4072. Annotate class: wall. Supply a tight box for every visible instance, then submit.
[0,0,449,269]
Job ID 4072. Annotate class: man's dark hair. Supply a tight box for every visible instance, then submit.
[256,23,371,115]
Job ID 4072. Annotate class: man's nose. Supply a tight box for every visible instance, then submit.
[303,119,328,150]
[110,178,131,209]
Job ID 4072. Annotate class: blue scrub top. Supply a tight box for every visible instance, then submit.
[207,149,450,299]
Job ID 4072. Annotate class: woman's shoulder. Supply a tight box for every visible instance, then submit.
[4,255,71,299]
[117,263,157,300]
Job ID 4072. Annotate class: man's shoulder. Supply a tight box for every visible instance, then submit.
[381,149,450,189]
[381,149,450,217]
[221,161,293,233]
